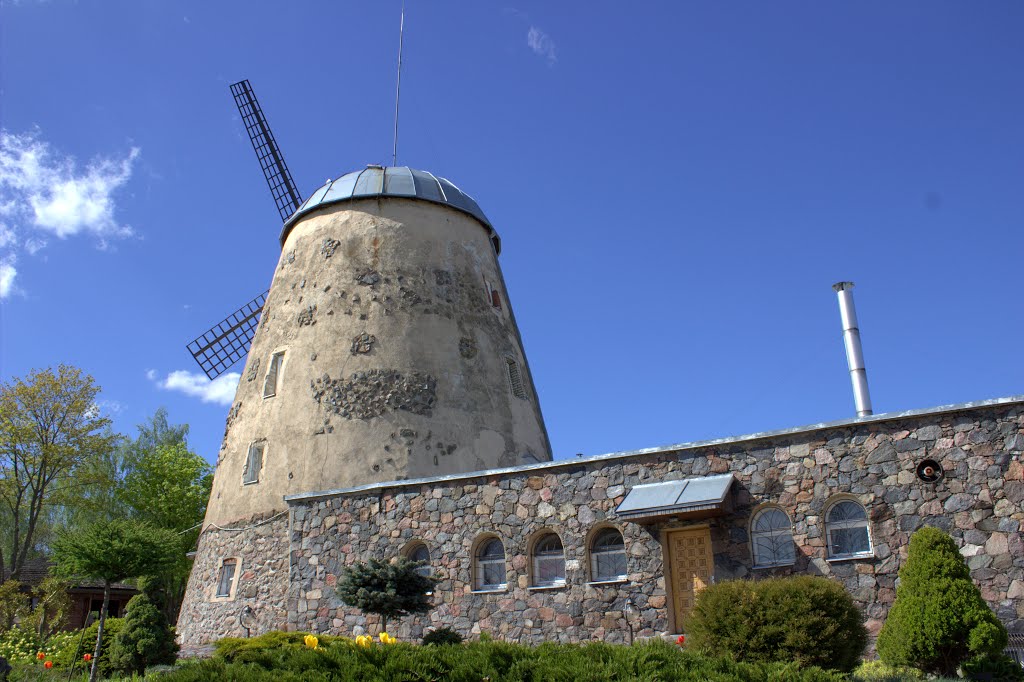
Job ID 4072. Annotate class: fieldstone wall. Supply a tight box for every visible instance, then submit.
[287,401,1024,643]
[176,513,289,655]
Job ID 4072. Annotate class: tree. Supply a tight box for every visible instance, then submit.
[336,557,438,634]
[23,576,72,639]
[0,366,115,580]
[877,526,1008,677]
[108,579,178,675]
[115,436,212,624]
[51,518,179,682]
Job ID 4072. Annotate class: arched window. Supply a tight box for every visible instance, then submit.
[531,532,566,587]
[404,542,431,579]
[474,537,506,590]
[750,507,795,567]
[589,528,627,582]
[826,499,873,559]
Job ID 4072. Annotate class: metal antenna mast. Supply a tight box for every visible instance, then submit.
[392,1,405,167]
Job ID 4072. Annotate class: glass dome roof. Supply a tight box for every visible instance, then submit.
[280,166,499,252]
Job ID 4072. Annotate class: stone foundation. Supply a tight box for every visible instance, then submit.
[176,512,289,654]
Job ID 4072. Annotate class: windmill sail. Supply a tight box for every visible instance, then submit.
[186,291,268,380]
[230,80,303,222]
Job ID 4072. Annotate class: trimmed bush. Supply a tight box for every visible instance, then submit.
[961,653,1024,682]
[164,637,848,681]
[683,575,867,672]
[108,592,178,674]
[877,527,1008,678]
[422,627,463,646]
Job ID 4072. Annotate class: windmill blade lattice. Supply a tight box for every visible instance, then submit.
[230,80,303,222]
[186,291,268,380]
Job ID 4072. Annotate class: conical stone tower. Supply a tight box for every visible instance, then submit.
[177,166,552,648]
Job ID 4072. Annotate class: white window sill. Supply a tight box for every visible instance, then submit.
[471,587,507,594]
[752,563,796,570]
[587,578,629,586]
[826,553,875,563]
[242,481,260,486]
[527,582,567,591]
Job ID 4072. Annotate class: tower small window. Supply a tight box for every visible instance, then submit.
[505,358,526,400]
[216,558,237,598]
[263,351,284,398]
[491,289,502,309]
[243,441,265,485]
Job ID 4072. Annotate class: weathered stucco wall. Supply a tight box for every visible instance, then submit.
[206,197,551,528]
[285,400,1023,643]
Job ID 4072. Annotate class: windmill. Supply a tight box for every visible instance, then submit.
[185,80,302,380]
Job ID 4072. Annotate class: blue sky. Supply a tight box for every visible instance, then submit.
[1,1,1021,466]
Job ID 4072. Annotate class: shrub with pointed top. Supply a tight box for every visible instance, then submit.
[336,557,438,634]
[877,526,1008,678]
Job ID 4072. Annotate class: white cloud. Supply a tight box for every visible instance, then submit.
[527,26,557,65]
[0,129,139,296]
[0,256,16,299]
[149,369,240,406]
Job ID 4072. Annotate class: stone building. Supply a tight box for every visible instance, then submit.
[176,164,1023,650]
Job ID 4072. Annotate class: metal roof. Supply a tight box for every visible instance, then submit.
[284,394,1024,504]
[280,166,499,251]
[616,474,735,520]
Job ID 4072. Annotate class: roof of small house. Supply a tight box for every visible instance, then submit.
[3,558,136,592]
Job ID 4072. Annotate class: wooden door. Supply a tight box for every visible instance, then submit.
[667,527,713,631]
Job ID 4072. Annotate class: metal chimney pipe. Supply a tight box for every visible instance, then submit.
[832,281,873,417]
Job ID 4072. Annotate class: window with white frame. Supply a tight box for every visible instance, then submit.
[474,537,506,590]
[826,499,873,559]
[405,542,431,579]
[263,351,284,398]
[243,441,265,485]
[589,527,627,582]
[531,532,566,587]
[216,558,238,598]
[751,507,796,567]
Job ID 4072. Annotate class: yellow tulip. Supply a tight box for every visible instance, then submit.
[355,635,371,647]
[303,634,319,649]
[379,632,396,644]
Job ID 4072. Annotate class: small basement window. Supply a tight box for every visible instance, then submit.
[505,357,527,400]
[216,558,237,598]
[263,351,284,398]
[243,441,265,485]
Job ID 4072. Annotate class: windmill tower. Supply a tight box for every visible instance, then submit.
[176,81,552,647]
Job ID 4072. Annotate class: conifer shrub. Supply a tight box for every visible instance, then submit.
[684,575,867,673]
[421,627,463,646]
[107,591,178,674]
[877,526,1008,678]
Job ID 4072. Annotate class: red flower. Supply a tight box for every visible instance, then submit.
[36,652,45,660]
[677,635,686,646]
[83,653,93,662]
[44,661,53,669]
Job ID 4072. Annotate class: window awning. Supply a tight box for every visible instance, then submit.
[615,473,734,522]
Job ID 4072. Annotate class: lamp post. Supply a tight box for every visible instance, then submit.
[240,605,255,638]
[623,598,636,645]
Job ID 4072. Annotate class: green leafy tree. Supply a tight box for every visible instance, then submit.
[0,365,116,580]
[108,581,178,675]
[0,580,26,632]
[877,526,1008,677]
[22,576,72,639]
[51,518,178,682]
[116,438,212,623]
[336,557,438,634]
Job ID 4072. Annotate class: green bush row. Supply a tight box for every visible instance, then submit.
[157,636,848,682]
